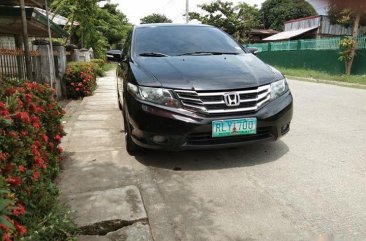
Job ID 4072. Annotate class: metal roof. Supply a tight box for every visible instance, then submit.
[0,6,67,37]
[36,8,79,26]
[1,0,44,7]
[263,27,318,41]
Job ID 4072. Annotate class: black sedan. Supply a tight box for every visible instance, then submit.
[116,24,293,154]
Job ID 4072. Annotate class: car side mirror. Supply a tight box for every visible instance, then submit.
[247,47,258,56]
[106,50,123,62]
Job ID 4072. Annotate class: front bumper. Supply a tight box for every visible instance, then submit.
[125,91,293,150]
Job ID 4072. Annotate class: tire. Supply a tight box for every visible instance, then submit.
[123,110,143,155]
[117,88,123,111]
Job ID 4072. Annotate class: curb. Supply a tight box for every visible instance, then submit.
[286,75,366,90]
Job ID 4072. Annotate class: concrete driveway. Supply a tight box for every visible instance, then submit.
[61,71,366,241]
[137,79,366,241]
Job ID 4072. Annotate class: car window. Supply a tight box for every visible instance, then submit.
[133,26,245,57]
[123,30,133,58]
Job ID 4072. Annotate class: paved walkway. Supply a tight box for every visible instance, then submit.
[58,69,153,241]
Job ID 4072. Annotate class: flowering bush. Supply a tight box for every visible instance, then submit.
[0,79,74,240]
[64,62,98,99]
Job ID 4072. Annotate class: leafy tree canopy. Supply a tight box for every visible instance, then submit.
[188,1,262,43]
[261,0,317,31]
[328,0,366,27]
[140,14,172,24]
[50,0,131,58]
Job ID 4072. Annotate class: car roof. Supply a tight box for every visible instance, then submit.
[135,23,213,29]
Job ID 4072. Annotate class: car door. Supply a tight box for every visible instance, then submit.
[117,30,133,107]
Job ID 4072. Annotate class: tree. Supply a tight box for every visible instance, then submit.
[97,4,132,48]
[188,1,262,43]
[261,0,316,31]
[140,14,172,24]
[50,0,131,58]
[328,0,366,75]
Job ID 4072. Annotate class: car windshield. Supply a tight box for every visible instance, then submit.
[133,25,245,57]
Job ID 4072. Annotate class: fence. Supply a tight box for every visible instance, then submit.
[247,36,366,75]
[0,48,41,81]
[248,36,366,52]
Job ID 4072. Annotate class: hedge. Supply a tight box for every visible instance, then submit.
[0,79,75,240]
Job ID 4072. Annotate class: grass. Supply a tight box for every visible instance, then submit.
[275,66,366,86]
[102,62,117,72]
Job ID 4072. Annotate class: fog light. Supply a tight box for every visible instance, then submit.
[281,123,290,135]
[152,135,167,144]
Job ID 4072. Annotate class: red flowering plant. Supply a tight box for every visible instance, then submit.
[0,78,75,240]
[64,62,98,99]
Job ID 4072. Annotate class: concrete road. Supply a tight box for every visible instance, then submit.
[135,80,366,241]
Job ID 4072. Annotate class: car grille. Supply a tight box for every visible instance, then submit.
[174,85,271,116]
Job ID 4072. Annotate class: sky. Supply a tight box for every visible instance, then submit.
[104,0,266,25]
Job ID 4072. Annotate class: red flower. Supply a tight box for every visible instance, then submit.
[35,157,46,169]
[12,204,26,216]
[75,88,80,91]
[15,112,30,123]
[32,144,40,157]
[0,109,9,116]
[3,232,11,241]
[48,142,54,149]
[18,165,26,173]
[25,93,33,102]
[34,141,41,147]
[0,223,10,232]
[9,131,19,139]
[6,176,21,187]
[20,130,28,136]
[4,163,13,173]
[32,171,40,181]
[0,101,5,109]
[36,106,44,113]
[0,152,8,161]
[57,146,64,153]
[14,221,27,235]
[42,134,48,142]
[33,122,40,129]
[54,134,62,141]
[31,116,39,123]
[70,82,75,86]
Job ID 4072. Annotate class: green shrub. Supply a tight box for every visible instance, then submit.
[0,79,76,240]
[64,62,98,99]
[91,59,105,67]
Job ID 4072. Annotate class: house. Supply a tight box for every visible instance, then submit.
[248,29,279,43]
[263,15,366,41]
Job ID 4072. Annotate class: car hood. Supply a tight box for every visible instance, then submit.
[133,54,282,91]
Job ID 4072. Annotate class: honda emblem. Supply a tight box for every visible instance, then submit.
[224,93,240,107]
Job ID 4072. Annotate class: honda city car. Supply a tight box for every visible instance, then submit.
[116,24,293,154]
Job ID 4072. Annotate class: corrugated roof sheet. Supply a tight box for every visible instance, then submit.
[1,0,44,7]
[263,27,318,41]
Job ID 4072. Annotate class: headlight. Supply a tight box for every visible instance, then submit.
[270,78,288,100]
[127,83,181,108]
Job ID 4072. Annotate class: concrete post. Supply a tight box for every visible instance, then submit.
[53,45,67,97]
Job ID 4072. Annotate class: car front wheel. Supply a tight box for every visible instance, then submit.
[123,110,143,155]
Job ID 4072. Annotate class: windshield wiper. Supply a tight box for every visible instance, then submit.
[177,51,240,56]
[139,52,169,57]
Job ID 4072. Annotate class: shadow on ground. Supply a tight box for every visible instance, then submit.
[135,140,289,171]
[134,141,290,241]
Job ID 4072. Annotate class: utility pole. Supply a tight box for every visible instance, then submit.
[19,0,33,81]
[186,0,189,23]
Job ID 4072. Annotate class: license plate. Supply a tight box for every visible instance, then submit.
[212,118,257,138]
